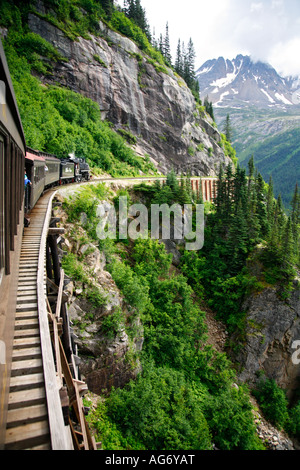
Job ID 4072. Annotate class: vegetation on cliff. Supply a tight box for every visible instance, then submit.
[61,158,300,449]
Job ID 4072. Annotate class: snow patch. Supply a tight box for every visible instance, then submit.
[198,65,213,75]
[260,88,275,103]
[275,92,292,105]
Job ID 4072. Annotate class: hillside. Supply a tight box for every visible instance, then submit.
[215,106,300,207]
[196,54,300,207]
[0,0,232,177]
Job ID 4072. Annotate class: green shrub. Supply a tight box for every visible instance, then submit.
[203,385,264,450]
[105,364,212,450]
[253,378,289,429]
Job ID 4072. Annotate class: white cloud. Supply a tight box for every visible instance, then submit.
[119,0,300,76]
[269,37,300,77]
[250,2,264,12]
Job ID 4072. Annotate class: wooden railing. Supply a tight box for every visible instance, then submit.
[39,192,96,450]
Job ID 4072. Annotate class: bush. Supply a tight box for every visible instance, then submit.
[253,378,289,429]
[203,385,264,450]
[105,364,213,450]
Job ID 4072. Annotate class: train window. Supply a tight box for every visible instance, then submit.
[0,134,4,284]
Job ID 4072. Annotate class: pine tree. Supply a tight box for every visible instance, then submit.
[163,22,172,65]
[204,96,215,121]
[256,172,269,238]
[100,0,114,19]
[266,176,275,223]
[227,199,248,274]
[291,183,300,226]
[158,34,164,56]
[223,114,233,142]
[123,0,151,40]
[184,38,196,87]
[175,39,183,75]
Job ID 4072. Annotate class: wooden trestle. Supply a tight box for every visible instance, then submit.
[4,191,96,450]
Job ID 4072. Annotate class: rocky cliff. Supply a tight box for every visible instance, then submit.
[53,195,143,396]
[231,281,300,402]
[26,3,231,175]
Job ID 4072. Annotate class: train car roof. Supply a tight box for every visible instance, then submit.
[0,38,26,153]
[26,146,60,162]
[26,149,45,162]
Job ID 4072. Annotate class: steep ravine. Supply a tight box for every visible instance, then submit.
[54,184,297,450]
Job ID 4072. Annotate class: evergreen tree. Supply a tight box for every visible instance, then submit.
[158,33,164,56]
[175,39,183,75]
[184,38,196,87]
[256,173,269,238]
[99,0,114,19]
[163,22,172,65]
[204,96,215,121]
[223,114,233,143]
[291,183,300,226]
[266,176,275,223]
[123,0,151,40]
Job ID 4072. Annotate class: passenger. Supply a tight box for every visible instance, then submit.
[24,171,32,227]
[24,170,31,187]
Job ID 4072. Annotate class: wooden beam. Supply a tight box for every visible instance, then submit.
[48,227,65,235]
[55,269,64,319]
[37,191,72,450]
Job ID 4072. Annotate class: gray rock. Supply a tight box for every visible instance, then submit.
[27,11,231,176]
[232,286,300,401]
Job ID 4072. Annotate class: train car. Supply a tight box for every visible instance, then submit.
[24,149,46,212]
[0,39,26,449]
[44,154,60,188]
[26,147,60,189]
[59,158,76,184]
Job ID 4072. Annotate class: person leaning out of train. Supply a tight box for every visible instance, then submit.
[24,170,32,187]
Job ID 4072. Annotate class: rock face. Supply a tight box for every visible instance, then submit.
[27,5,231,175]
[232,283,300,401]
[54,199,143,395]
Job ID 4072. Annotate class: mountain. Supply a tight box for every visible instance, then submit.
[196,54,300,109]
[196,54,300,207]
[0,1,232,179]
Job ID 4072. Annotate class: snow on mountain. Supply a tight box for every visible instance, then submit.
[196,54,300,109]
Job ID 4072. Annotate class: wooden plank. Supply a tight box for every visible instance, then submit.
[9,372,44,391]
[16,302,38,311]
[15,318,39,329]
[13,336,41,349]
[8,387,46,409]
[6,403,48,427]
[11,358,43,376]
[5,420,50,450]
[13,328,40,339]
[12,346,41,361]
[17,296,38,305]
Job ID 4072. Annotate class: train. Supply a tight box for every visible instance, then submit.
[0,38,90,448]
[24,147,91,214]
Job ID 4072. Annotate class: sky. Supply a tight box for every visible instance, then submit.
[116,0,300,77]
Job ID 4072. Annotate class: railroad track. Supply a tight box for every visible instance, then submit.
[4,194,54,450]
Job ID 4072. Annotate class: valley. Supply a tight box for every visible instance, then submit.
[197,54,300,207]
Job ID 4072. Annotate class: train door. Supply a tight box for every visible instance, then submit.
[0,134,4,285]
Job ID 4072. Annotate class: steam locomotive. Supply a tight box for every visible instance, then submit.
[24,147,91,213]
